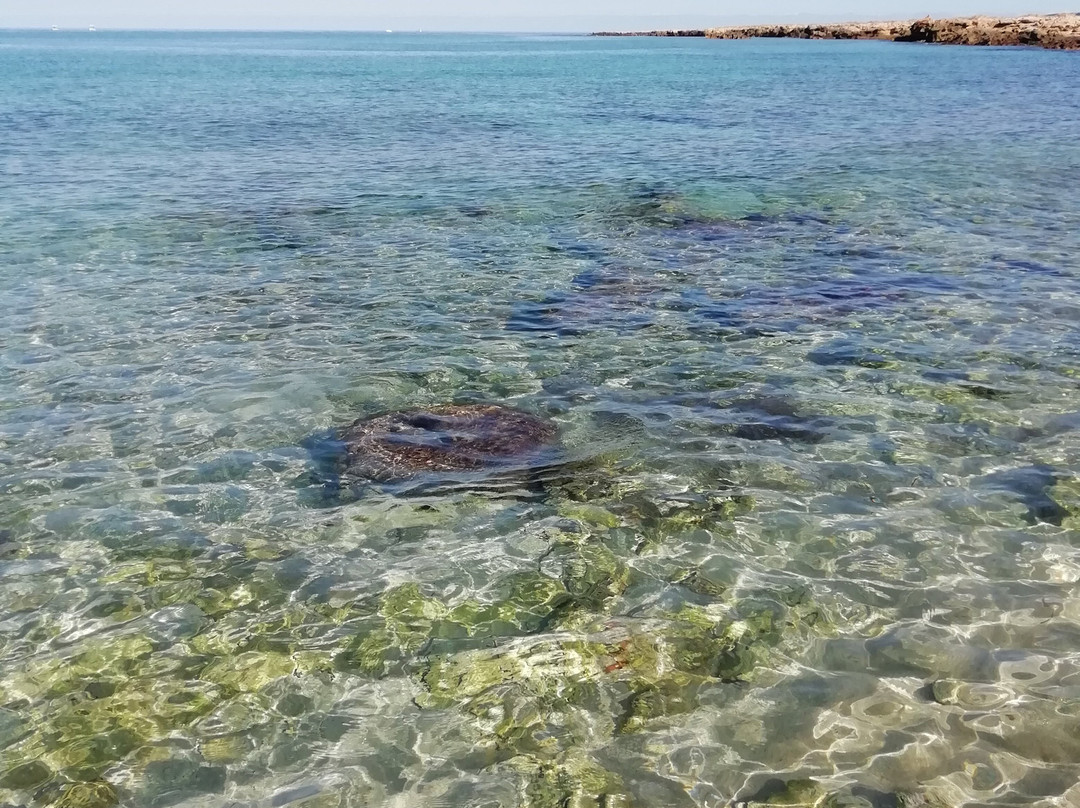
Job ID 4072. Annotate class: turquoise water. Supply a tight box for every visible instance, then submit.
[2,29,1080,808]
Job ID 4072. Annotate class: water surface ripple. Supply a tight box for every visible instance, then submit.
[2,30,1080,808]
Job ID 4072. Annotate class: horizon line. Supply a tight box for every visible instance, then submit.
[4,27,597,34]
[3,10,1069,36]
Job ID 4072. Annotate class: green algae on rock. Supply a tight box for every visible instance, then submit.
[1051,475,1080,528]
[512,752,631,808]
[337,573,577,676]
[0,605,340,801]
[555,477,757,559]
[0,760,54,790]
[415,596,793,726]
[557,502,621,529]
[403,595,819,806]
[737,780,955,808]
[199,650,298,692]
[4,634,155,703]
[51,781,118,808]
[742,778,828,807]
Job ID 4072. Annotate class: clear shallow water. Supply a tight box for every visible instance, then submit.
[1,29,1080,808]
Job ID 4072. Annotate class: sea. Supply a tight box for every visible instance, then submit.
[1,29,1080,808]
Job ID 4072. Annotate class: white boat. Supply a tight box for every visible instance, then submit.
[89,25,97,32]
[51,25,59,31]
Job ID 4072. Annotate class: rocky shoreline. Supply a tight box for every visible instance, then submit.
[593,13,1080,50]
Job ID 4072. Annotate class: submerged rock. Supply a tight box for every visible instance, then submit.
[806,338,895,369]
[737,778,827,807]
[980,464,1069,525]
[338,404,560,483]
[506,268,661,337]
[52,781,118,808]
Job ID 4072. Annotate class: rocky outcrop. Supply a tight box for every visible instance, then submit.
[593,13,1080,50]
[893,14,1080,47]
[593,29,706,36]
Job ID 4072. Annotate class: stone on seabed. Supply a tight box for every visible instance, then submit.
[339,403,559,482]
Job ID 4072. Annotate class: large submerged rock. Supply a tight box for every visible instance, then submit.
[506,266,662,337]
[339,403,560,483]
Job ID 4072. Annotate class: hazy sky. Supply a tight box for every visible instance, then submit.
[4,1,1061,31]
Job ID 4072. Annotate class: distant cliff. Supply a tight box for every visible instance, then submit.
[593,13,1080,50]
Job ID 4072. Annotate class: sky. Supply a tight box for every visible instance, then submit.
[2,1,1063,31]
